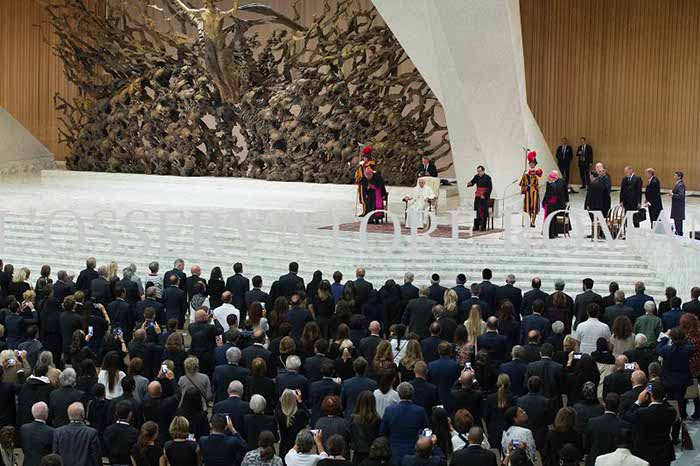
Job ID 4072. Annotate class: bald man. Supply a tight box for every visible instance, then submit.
[359,321,383,364]
[213,291,240,332]
[52,402,101,466]
[189,309,224,376]
[20,402,54,466]
[619,370,647,415]
[186,264,208,304]
[142,381,178,444]
[603,356,634,399]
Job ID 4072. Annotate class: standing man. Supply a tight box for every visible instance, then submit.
[577,137,593,189]
[584,171,606,238]
[52,402,102,466]
[226,263,250,321]
[644,168,663,226]
[20,402,54,466]
[418,156,438,178]
[467,166,493,231]
[670,171,686,236]
[555,138,574,185]
[620,166,643,226]
[597,163,612,217]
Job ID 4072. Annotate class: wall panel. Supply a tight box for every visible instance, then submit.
[521,0,700,190]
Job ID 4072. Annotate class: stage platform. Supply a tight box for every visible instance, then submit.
[0,169,695,300]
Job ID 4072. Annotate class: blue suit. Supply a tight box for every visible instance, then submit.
[380,401,428,465]
[661,309,684,331]
[499,358,528,397]
[625,292,655,320]
[198,432,248,466]
[427,357,461,414]
[341,375,378,417]
[476,331,511,366]
[520,313,551,345]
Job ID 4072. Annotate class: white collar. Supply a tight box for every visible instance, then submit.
[34,419,47,424]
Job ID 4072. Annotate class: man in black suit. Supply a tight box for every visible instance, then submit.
[623,335,656,375]
[241,330,273,373]
[163,258,187,290]
[20,401,54,466]
[402,287,437,339]
[303,339,333,383]
[644,168,663,225]
[427,273,447,305]
[602,356,634,399]
[286,293,314,342]
[213,347,250,403]
[142,380,178,444]
[451,370,483,424]
[358,322,383,365]
[495,274,522,315]
[521,277,548,317]
[341,357,378,417]
[682,286,700,319]
[186,264,208,304]
[400,272,420,315]
[135,287,165,325]
[577,137,593,189]
[622,382,676,466]
[602,290,635,329]
[452,274,471,305]
[421,322,445,364]
[89,266,112,306]
[52,270,74,304]
[278,262,304,298]
[479,269,497,314]
[275,356,309,401]
[52,402,101,466]
[244,275,271,312]
[0,262,11,299]
[525,344,564,413]
[555,137,574,185]
[418,156,438,178]
[585,394,627,466]
[516,376,551,451]
[119,267,142,306]
[75,257,98,298]
[226,262,250,318]
[522,331,542,364]
[520,300,551,345]
[409,362,439,414]
[107,286,136,342]
[162,275,187,329]
[476,317,510,367]
[499,346,528,397]
[458,283,489,322]
[619,166,643,226]
[308,363,341,424]
[103,401,139,466]
[619,370,646,415]
[350,267,374,308]
[450,427,497,466]
[600,281,619,311]
[212,381,251,433]
[573,278,603,330]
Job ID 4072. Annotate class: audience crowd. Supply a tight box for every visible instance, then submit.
[0,257,698,466]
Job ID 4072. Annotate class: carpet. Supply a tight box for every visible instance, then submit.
[318,221,502,239]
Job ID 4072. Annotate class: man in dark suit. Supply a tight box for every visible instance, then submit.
[521,278,548,318]
[103,401,139,466]
[495,274,522,314]
[577,137,593,189]
[458,283,489,322]
[213,347,250,403]
[603,356,634,399]
[619,370,646,415]
[670,170,686,236]
[185,265,207,304]
[644,168,663,225]
[600,282,619,311]
[409,362,439,414]
[427,273,447,305]
[52,402,101,466]
[350,267,374,308]
[278,262,305,298]
[421,322,445,364]
[585,171,606,228]
[75,257,98,297]
[163,259,186,290]
[212,381,251,433]
[341,357,378,417]
[226,262,250,319]
[303,339,333,383]
[358,322,383,365]
[478,269,497,314]
[89,267,112,306]
[52,270,74,304]
[555,137,574,185]
[400,273,420,314]
[199,414,248,466]
[163,275,187,328]
[585,394,627,466]
[522,331,542,364]
[450,427,498,466]
[107,286,136,342]
[135,286,165,325]
[573,278,603,330]
[517,376,551,451]
[452,274,471,305]
[429,342,462,414]
[20,401,54,466]
[520,300,550,345]
[477,317,510,367]
[0,262,11,299]
[402,287,437,339]
[241,330,273,372]
[142,380,178,444]
[682,286,700,318]
[244,275,271,312]
[450,370,483,423]
[621,382,676,466]
[380,382,429,466]
[524,344,564,412]
[499,346,528,397]
[286,293,314,342]
[619,166,643,219]
[275,356,309,401]
[308,363,342,424]
[625,282,655,320]
[418,156,438,178]
[603,290,635,329]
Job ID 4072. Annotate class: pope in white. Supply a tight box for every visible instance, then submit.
[405,178,436,229]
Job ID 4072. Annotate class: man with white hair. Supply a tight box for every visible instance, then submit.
[402,286,437,339]
[20,402,54,466]
[49,368,84,428]
[144,261,164,298]
[404,177,436,230]
[619,370,648,415]
[164,258,187,290]
[276,355,310,401]
[496,273,523,312]
[400,272,420,311]
[545,321,566,351]
[212,381,250,433]
[633,301,663,344]
[75,257,98,297]
[623,333,656,375]
[213,346,249,403]
[119,267,141,305]
[52,402,101,466]
[90,266,111,305]
[351,267,374,308]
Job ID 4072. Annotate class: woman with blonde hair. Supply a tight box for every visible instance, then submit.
[483,373,513,449]
[397,339,423,382]
[177,356,212,411]
[10,267,31,301]
[275,389,310,458]
[464,304,486,344]
[443,289,459,319]
[106,260,120,298]
[162,416,200,466]
[372,340,397,384]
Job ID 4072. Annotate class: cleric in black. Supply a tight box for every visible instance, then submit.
[418,156,438,178]
[359,169,388,224]
[619,165,643,226]
[467,166,492,231]
[542,171,569,239]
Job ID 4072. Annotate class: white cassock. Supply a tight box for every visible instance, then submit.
[406,184,436,229]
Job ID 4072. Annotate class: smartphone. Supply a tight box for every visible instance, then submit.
[260,302,266,310]
[7,359,15,365]
[464,362,472,371]
[624,363,635,371]
[310,429,321,436]
[573,353,582,360]
[646,383,653,393]
[161,364,168,375]
[88,326,94,336]
[226,415,231,425]
[421,428,432,438]
[187,433,195,441]
[147,321,154,328]
[512,439,520,447]
[116,328,123,338]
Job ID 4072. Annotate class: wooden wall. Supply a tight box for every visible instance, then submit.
[521,0,700,190]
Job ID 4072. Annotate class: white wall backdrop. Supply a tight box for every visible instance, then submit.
[0,107,55,175]
[372,0,555,204]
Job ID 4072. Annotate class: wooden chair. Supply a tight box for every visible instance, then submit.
[557,205,571,237]
[607,205,625,238]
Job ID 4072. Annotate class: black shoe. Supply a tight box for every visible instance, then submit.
[580,186,586,189]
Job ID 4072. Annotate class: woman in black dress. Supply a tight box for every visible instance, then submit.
[132,421,162,466]
[358,438,392,466]
[175,388,209,440]
[162,334,188,381]
[496,302,520,349]
[245,358,277,414]
[244,395,279,449]
[315,396,351,458]
[299,322,321,362]
[162,416,200,466]
[348,391,380,465]
[378,281,402,328]
[67,329,98,369]
[38,292,62,365]
[208,267,226,311]
[275,389,310,458]
[564,353,600,407]
[311,281,335,340]
[306,271,323,303]
[543,408,583,466]
[483,373,515,451]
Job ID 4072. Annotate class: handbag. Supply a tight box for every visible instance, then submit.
[685,379,699,400]
[682,421,694,450]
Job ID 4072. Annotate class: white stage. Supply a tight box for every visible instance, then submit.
[1,169,698,300]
